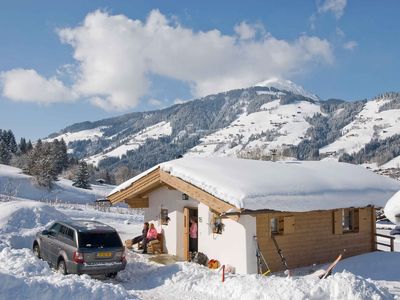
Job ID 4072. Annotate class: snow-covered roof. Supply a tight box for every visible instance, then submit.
[109,157,400,212]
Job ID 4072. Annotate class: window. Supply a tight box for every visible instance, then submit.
[78,232,122,248]
[333,208,359,234]
[270,216,295,235]
[60,225,75,241]
[270,218,279,234]
[342,208,359,233]
[48,223,61,235]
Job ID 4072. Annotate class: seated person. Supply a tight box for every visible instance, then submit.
[131,222,149,247]
[142,223,158,254]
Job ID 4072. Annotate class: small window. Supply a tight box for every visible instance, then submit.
[48,223,61,235]
[342,208,359,233]
[60,226,75,241]
[270,218,279,234]
[270,216,295,235]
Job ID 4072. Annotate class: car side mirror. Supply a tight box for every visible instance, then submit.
[42,230,50,235]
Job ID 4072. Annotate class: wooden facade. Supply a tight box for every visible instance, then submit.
[108,168,240,216]
[255,207,376,272]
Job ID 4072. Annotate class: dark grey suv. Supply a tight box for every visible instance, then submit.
[32,220,126,277]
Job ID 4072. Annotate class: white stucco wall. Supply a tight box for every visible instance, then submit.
[144,187,258,274]
[197,203,257,274]
[144,187,198,258]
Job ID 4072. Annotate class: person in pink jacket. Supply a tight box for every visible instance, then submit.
[142,223,158,254]
[189,217,198,253]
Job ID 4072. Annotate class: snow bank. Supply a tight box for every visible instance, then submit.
[118,252,391,300]
[0,201,395,299]
[384,190,400,224]
[0,164,113,204]
[111,157,400,212]
[335,252,400,281]
[0,200,69,250]
[0,248,136,300]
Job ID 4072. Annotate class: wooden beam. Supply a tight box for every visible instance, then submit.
[125,197,149,208]
[108,168,161,204]
[159,170,239,215]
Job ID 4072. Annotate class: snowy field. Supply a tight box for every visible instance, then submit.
[0,164,113,204]
[0,198,400,300]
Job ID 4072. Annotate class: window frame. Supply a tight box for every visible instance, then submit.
[342,208,359,233]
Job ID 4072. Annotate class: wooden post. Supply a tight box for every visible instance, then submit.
[391,237,394,252]
[222,265,225,282]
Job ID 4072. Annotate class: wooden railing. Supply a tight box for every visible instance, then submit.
[374,233,395,252]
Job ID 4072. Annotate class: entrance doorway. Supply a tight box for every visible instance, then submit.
[183,207,198,261]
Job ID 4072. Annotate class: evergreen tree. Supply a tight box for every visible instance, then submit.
[52,139,69,173]
[73,161,91,189]
[0,140,11,165]
[26,140,33,152]
[6,130,17,153]
[19,138,27,154]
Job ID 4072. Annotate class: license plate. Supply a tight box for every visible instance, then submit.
[97,252,112,258]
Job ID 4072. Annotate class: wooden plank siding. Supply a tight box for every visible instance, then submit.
[256,207,375,272]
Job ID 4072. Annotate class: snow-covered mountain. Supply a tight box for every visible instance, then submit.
[45,79,400,176]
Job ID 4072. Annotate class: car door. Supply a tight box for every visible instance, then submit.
[45,223,61,265]
[40,222,60,261]
[48,224,69,265]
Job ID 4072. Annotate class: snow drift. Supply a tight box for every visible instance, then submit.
[0,200,69,250]
[384,190,400,224]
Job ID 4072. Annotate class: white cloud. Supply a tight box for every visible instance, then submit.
[148,98,163,107]
[317,0,347,19]
[1,10,334,111]
[343,40,358,50]
[234,22,259,40]
[1,69,77,103]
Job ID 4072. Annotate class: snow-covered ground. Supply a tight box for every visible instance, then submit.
[0,164,113,204]
[0,198,400,299]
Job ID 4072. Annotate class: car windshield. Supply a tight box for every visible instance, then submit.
[78,231,122,248]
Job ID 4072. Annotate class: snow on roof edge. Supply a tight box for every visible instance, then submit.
[109,157,400,212]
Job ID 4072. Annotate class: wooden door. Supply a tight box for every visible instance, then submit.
[183,207,190,261]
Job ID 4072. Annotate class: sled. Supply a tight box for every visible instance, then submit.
[319,254,342,279]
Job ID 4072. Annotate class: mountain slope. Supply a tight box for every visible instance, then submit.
[45,80,400,175]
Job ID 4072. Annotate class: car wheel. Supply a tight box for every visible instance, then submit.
[57,259,67,275]
[33,244,41,259]
[105,272,117,278]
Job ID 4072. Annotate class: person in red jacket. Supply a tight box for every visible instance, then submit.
[142,223,158,254]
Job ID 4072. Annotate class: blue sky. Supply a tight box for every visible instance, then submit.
[0,0,399,140]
